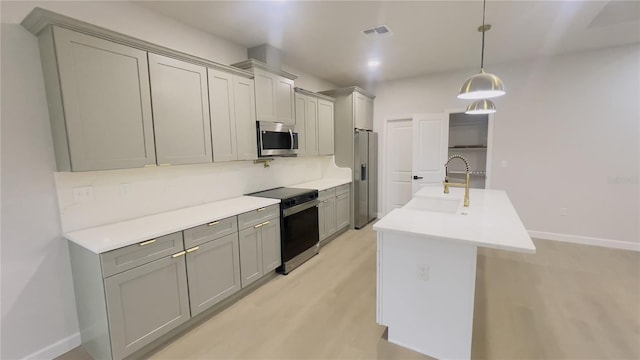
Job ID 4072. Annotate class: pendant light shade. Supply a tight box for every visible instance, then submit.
[465,99,496,115]
[458,0,505,102]
[458,69,505,100]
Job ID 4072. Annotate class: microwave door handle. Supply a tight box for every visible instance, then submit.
[289,129,294,150]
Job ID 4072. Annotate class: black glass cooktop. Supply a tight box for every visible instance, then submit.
[248,187,315,200]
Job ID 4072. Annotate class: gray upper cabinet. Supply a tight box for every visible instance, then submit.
[295,93,307,156]
[275,76,295,125]
[305,96,319,156]
[318,99,335,155]
[238,64,295,125]
[208,69,237,162]
[185,232,241,316]
[104,254,190,359]
[233,76,258,160]
[39,26,156,171]
[354,92,374,130]
[149,53,212,165]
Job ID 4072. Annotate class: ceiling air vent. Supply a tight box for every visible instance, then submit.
[362,25,392,37]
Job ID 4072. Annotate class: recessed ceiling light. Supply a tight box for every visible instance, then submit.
[368,60,381,68]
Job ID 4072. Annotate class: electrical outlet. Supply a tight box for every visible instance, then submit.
[73,186,94,203]
[560,207,568,216]
[119,183,131,196]
[417,265,429,282]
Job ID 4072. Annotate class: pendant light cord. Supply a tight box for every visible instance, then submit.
[480,0,486,70]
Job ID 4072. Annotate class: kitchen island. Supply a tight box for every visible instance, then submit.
[373,185,535,359]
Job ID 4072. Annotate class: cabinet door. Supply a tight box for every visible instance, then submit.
[305,96,319,156]
[276,76,295,125]
[233,76,258,160]
[325,196,337,237]
[336,191,350,230]
[104,255,190,359]
[185,233,241,316]
[253,68,276,122]
[208,69,237,162]
[354,93,367,130]
[238,227,263,288]
[318,99,334,155]
[318,201,327,241]
[295,93,307,156]
[260,219,281,274]
[53,27,156,171]
[365,96,374,131]
[149,53,212,165]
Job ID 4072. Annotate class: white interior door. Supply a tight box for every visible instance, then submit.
[384,118,413,214]
[412,113,448,194]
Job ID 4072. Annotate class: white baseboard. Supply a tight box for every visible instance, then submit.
[528,230,640,252]
[24,332,80,360]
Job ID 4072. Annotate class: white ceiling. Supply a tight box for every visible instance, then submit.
[135,1,640,88]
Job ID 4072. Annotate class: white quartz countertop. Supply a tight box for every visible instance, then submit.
[291,178,351,191]
[65,196,280,254]
[373,186,536,253]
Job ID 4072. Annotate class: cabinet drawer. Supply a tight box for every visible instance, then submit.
[100,232,184,278]
[335,183,350,196]
[318,188,336,201]
[238,204,279,229]
[183,216,237,248]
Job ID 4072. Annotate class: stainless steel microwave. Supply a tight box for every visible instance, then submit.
[257,121,299,157]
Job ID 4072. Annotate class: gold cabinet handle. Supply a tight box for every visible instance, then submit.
[208,221,220,226]
[139,239,156,246]
[254,223,263,229]
[143,164,157,168]
[262,221,270,226]
[323,200,329,203]
[172,251,186,258]
[186,246,200,253]
[159,163,171,166]
[257,207,266,212]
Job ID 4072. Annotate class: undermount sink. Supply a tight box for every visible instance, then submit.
[404,196,461,214]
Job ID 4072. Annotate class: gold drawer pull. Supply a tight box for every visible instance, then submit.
[257,207,266,212]
[172,251,186,258]
[262,221,270,226]
[139,239,156,246]
[159,163,171,166]
[254,223,263,229]
[143,164,157,168]
[208,221,220,226]
[186,246,200,253]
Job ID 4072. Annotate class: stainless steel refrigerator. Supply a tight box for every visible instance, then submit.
[354,130,378,229]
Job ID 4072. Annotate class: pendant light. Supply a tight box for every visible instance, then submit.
[458,0,505,100]
[465,99,496,114]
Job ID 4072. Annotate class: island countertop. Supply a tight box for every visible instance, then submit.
[373,186,535,253]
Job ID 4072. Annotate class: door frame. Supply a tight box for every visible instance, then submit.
[381,114,414,216]
[445,109,495,189]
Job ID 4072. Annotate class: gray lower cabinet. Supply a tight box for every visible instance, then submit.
[336,190,350,230]
[318,184,351,243]
[104,254,190,360]
[38,26,156,171]
[185,232,241,316]
[238,211,281,288]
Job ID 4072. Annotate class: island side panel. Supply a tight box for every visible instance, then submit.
[378,231,477,360]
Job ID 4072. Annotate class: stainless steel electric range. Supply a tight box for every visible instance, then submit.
[248,187,319,274]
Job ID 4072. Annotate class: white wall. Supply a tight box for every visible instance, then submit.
[0,1,338,358]
[374,44,640,247]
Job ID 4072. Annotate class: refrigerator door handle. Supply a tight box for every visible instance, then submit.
[361,164,367,181]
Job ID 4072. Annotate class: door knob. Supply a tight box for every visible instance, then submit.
[413,175,423,180]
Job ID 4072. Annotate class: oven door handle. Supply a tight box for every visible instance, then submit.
[289,129,294,150]
[283,199,320,217]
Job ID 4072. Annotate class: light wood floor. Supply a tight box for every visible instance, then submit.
[59,224,640,359]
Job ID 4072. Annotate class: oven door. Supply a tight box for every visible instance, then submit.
[258,121,299,156]
[281,200,319,263]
